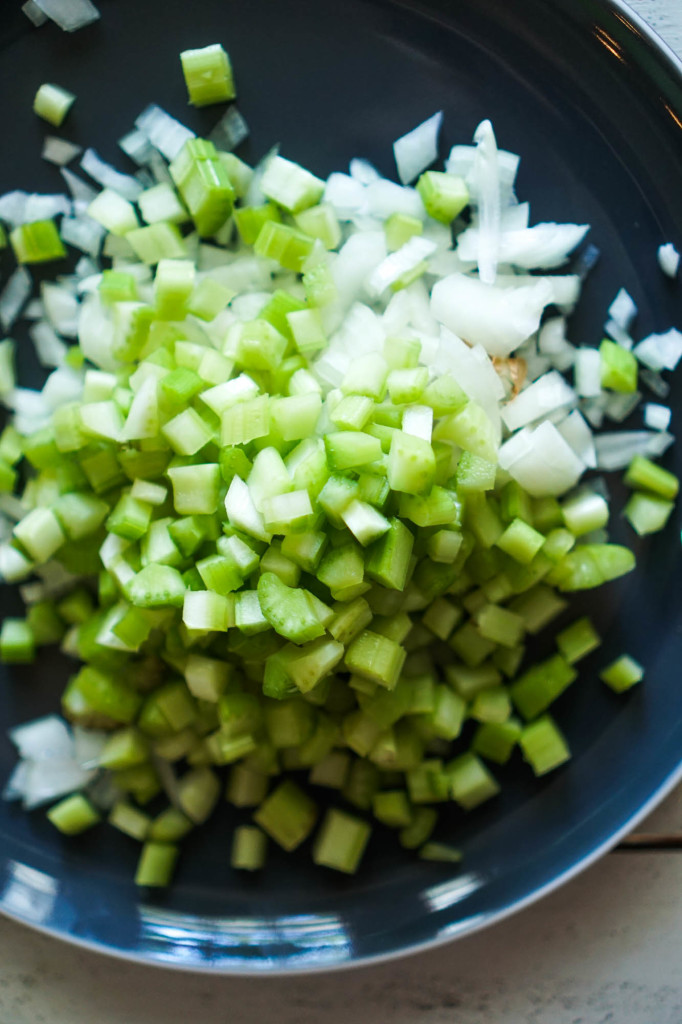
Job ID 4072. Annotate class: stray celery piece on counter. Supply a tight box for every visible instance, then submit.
[180,44,236,106]
[600,654,644,693]
[313,808,372,873]
[34,82,75,126]
[47,794,100,835]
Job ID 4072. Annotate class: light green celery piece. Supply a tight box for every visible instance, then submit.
[138,182,188,225]
[508,584,568,634]
[387,367,428,405]
[416,170,469,223]
[475,603,525,648]
[309,750,352,789]
[294,204,341,249]
[365,517,414,590]
[180,43,236,106]
[624,492,674,535]
[10,220,66,263]
[419,842,463,863]
[14,507,65,562]
[330,395,374,431]
[88,189,140,235]
[226,764,270,807]
[34,82,75,126]
[168,464,221,515]
[399,486,458,528]
[600,654,644,693]
[472,718,522,764]
[341,353,389,401]
[280,637,344,695]
[231,826,267,871]
[387,431,435,494]
[135,842,179,887]
[177,767,221,824]
[236,319,288,371]
[162,407,214,455]
[341,500,390,546]
[154,258,195,319]
[148,807,194,842]
[448,752,500,810]
[623,455,679,500]
[547,544,635,591]
[169,138,235,236]
[257,572,326,644]
[221,395,270,445]
[324,431,382,471]
[345,630,406,691]
[432,401,497,462]
[427,528,463,564]
[271,394,322,441]
[109,801,151,841]
[510,653,577,720]
[470,686,512,724]
[260,155,325,213]
[234,203,281,245]
[234,591,270,634]
[556,617,600,663]
[599,338,637,392]
[126,564,186,608]
[253,780,318,851]
[99,728,149,770]
[185,654,231,701]
[561,491,609,536]
[385,212,423,251]
[254,220,316,271]
[187,277,234,320]
[0,619,35,663]
[126,222,187,264]
[372,790,412,828]
[519,715,570,775]
[496,518,545,564]
[47,794,100,835]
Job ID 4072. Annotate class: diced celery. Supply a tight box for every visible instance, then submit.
[623,455,679,500]
[519,715,570,775]
[231,826,267,871]
[600,654,644,693]
[416,170,469,223]
[253,780,317,851]
[47,794,100,835]
[180,44,236,106]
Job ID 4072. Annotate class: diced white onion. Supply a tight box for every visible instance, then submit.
[42,136,82,166]
[644,402,671,431]
[499,420,584,496]
[32,0,100,31]
[556,409,596,468]
[0,267,32,331]
[469,119,501,284]
[0,191,29,227]
[594,430,674,470]
[402,404,433,441]
[603,318,634,350]
[607,287,637,330]
[393,111,442,185]
[23,193,71,223]
[538,318,575,371]
[573,347,602,397]
[323,173,368,219]
[364,179,425,221]
[430,272,553,357]
[349,159,380,185]
[23,759,96,810]
[22,0,48,26]
[42,282,79,336]
[633,329,682,372]
[657,242,680,279]
[80,148,143,201]
[458,222,589,270]
[60,167,99,204]
[209,105,249,152]
[29,322,67,368]
[72,726,108,769]
[135,104,195,161]
[501,370,576,432]
[368,236,437,297]
[604,390,641,424]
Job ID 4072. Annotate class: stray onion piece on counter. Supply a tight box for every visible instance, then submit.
[0,40,679,885]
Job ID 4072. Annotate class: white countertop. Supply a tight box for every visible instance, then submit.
[2,3,682,1022]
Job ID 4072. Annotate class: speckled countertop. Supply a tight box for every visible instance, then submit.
[1,2,682,1022]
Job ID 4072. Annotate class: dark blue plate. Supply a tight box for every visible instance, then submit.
[0,0,681,973]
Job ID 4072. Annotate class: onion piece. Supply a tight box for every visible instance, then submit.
[458,222,589,271]
[402,405,433,441]
[469,119,501,284]
[29,322,68,368]
[556,409,597,468]
[41,282,79,337]
[22,0,49,26]
[42,136,82,166]
[209,105,249,152]
[430,272,553,357]
[0,267,32,331]
[135,104,195,161]
[607,287,637,331]
[538,318,576,371]
[604,390,641,424]
[60,167,99,204]
[501,370,576,432]
[633,329,682,372]
[393,111,442,185]
[80,149,143,202]
[644,402,671,431]
[499,420,584,496]
[9,715,73,761]
[657,242,680,279]
[323,173,367,220]
[2,761,29,802]
[32,0,100,32]
[594,430,674,470]
[364,179,425,221]
[349,159,380,185]
[0,191,29,226]
[368,236,437,297]
[574,347,602,398]
[23,759,96,810]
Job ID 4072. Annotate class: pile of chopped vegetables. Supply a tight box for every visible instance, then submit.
[0,38,679,886]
